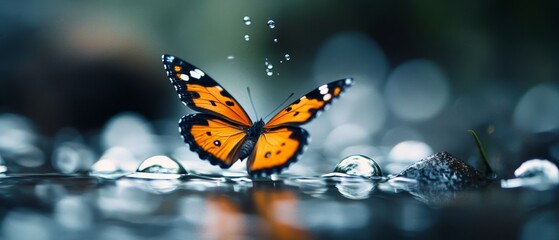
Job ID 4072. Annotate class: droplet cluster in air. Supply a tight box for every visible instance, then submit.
[241,17,290,77]
[265,58,273,76]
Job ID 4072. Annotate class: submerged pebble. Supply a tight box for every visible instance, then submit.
[333,155,382,178]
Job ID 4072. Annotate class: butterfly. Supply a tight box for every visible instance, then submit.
[162,54,353,176]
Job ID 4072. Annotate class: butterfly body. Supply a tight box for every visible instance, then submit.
[163,54,352,176]
[236,119,265,160]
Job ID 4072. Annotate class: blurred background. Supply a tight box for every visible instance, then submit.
[1,0,558,175]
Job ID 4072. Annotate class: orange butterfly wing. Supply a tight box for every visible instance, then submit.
[247,126,309,176]
[246,78,353,175]
[265,78,353,128]
[180,114,248,168]
[162,54,253,127]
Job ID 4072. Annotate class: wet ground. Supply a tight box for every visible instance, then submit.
[1,159,559,240]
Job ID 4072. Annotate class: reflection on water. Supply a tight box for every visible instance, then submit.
[0,169,557,239]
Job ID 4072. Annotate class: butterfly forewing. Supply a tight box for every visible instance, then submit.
[247,127,309,176]
[265,78,353,128]
[179,114,248,168]
[163,54,253,127]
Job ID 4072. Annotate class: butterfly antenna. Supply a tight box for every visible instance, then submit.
[264,92,295,120]
[247,87,260,120]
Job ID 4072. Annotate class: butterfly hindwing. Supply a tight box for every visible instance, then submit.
[247,126,309,176]
[179,114,248,168]
[265,78,353,128]
[163,54,253,127]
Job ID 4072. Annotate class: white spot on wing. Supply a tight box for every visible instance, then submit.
[323,93,332,101]
[319,84,329,95]
[190,70,201,79]
[194,69,205,77]
[345,78,352,85]
[179,74,189,81]
[165,56,175,62]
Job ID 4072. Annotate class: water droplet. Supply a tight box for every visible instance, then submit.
[227,55,235,60]
[501,159,559,190]
[267,19,275,29]
[284,54,291,61]
[243,16,251,25]
[267,63,273,69]
[264,58,269,66]
[333,155,382,178]
[279,60,283,64]
[0,155,7,173]
[273,38,278,43]
[266,68,273,76]
[244,34,250,41]
[136,155,187,174]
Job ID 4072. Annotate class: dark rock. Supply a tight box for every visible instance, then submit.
[397,152,489,191]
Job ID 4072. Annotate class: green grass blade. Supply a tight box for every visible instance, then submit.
[468,129,493,175]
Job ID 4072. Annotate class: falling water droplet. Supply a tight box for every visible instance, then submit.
[267,20,276,29]
[243,16,251,25]
[273,38,278,43]
[136,155,187,174]
[266,68,273,76]
[333,155,382,178]
[284,54,291,61]
[264,58,269,66]
[244,34,250,41]
[227,55,235,60]
[279,60,283,64]
[267,64,273,69]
